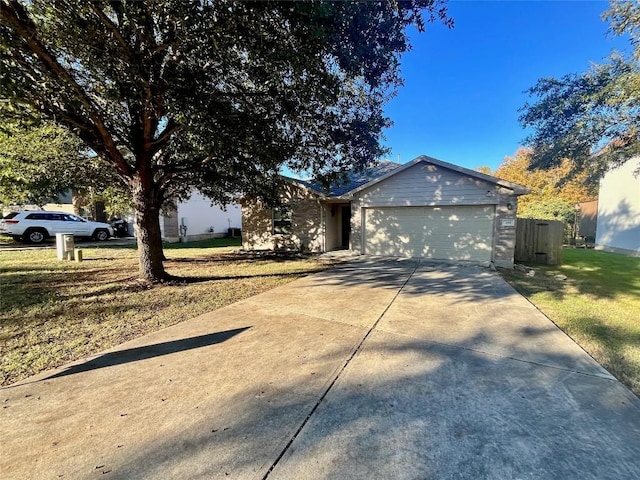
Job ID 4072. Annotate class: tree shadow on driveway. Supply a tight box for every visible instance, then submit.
[100,329,640,480]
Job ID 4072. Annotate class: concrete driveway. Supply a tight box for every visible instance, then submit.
[2,258,639,479]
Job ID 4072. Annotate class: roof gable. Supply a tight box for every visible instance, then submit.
[346,155,530,196]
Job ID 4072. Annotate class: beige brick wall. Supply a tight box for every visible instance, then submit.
[350,199,362,254]
[242,182,324,252]
[493,189,518,268]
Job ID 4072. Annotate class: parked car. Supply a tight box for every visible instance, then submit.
[109,218,130,238]
[0,211,114,244]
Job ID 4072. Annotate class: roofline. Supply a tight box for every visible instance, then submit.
[280,175,327,197]
[344,155,531,196]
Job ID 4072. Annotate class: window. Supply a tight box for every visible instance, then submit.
[272,206,292,235]
[63,214,85,222]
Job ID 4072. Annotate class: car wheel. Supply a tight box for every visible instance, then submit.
[25,228,47,244]
[94,229,110,241]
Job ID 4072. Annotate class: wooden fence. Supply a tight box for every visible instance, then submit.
[515,218,564,265]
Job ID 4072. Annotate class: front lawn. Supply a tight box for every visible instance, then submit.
[501,248,640,397]
[0,241,336,385]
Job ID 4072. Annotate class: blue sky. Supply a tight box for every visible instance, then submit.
[382,0,631,171]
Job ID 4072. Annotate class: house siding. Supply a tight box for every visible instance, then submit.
[242,182,324,252]
[356,162,499,207]
[595,157,640,255]
[176,192,241,237]
[160,192,241,242]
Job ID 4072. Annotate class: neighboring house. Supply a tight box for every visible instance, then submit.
[595,156,640,256]
[577,199,598,243]
[242,155,529,268]
[161,191,241,242]
[3,189,242,243]
[2,191,91,218]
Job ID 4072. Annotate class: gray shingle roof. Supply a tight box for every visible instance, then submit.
[297,161,401,197]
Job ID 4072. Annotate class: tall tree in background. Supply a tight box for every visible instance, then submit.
[494,148,597,222]
[519,0,640,177]
[0,122,86,206]
[0,121,128,211]
[0,0,452,282]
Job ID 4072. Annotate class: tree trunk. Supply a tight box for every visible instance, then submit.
[132,176,167,282]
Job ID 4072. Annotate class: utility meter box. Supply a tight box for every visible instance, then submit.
[56,233,75,261]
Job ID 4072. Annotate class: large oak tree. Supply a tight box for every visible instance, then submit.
[1,0,452,281]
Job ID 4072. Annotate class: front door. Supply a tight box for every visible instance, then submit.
[341,205,351,248]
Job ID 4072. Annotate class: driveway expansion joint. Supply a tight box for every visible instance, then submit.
[259,259,421,479]
[375,329,618,382]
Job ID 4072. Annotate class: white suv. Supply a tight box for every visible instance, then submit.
[0,211,114,244]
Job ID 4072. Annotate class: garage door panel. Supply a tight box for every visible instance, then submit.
[364,206,494,261]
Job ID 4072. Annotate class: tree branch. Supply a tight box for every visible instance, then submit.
[150,119,181,151]
[1,0,132,176]
[88,3,135,62]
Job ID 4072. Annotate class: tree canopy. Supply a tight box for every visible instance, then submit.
[0,0,452,281]
[493,148,597,223]
[519,1,640,176]
[0,121,85,206]
[0,121,129,211]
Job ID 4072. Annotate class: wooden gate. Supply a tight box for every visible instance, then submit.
[515,218,564,265]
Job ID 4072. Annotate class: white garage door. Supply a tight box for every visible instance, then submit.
[363,205,494,261]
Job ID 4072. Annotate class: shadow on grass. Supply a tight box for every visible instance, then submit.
[165,271,318,285]
[96,242,138,250]
[166,252,316,264]
[559,249,640,298]
[562,315,640,396]
[163,238,242,250]
[79,238,242,251]
[0,250,320,311]
[43,327,250,380]
[505,249,640,301]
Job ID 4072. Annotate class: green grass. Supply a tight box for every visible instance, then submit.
[0,235,242,249]
[98,237,243,250]
[0,243,335,385]
[163,237,242,249]
[501,248,640,396]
